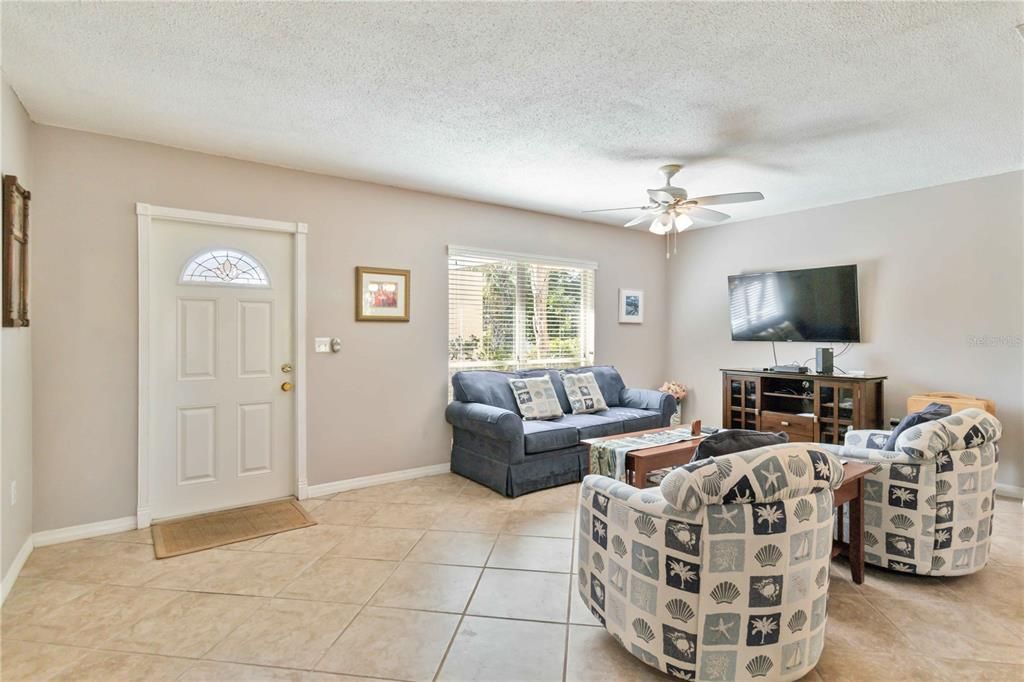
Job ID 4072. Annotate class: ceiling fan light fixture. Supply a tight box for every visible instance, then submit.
[649,213,672,235]
[673,213,694,231]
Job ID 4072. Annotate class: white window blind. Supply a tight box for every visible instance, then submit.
[448,246,596,381]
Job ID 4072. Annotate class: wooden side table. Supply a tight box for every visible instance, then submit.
[832,461,877,584]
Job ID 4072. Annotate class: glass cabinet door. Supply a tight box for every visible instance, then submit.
[725,376,759,430]
[816,382,856,444]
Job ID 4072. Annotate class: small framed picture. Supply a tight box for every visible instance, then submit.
[3,175,30,328]
[618,288,643,324]
[356,266,410,321]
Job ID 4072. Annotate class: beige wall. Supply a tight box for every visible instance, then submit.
[30,124,669,532]
[1,78,34,579]
[668,171,1024,490]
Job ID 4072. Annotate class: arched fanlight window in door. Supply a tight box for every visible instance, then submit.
[180,249,270,287]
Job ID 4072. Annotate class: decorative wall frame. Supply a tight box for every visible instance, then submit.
[618,288,644,324]
[3,175,30,327]
[356,266,410,321]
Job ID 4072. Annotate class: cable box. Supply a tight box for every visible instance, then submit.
[768,365,809,374]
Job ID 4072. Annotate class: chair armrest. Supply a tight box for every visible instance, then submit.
[445,402,523,444]
[832,444,921,465]
[620,388,675,423]
[844,429,892,448]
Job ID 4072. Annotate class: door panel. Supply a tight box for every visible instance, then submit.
[149,219,293,519]
[237,300,273,378]
[177,298,217,380]
[177,406,217,484]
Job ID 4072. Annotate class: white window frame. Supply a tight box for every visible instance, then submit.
[447,245,597,378]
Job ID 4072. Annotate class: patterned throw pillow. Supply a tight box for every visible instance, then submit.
[508,376,564,420]
[563,371,609,414]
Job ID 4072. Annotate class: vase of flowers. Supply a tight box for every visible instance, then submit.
[659,381,688,425]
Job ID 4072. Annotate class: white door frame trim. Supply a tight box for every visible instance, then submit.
[136,203,309,528]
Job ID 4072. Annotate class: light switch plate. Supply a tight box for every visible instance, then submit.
[314,337,332,353]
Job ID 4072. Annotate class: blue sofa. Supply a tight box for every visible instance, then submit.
[445,366,674,497]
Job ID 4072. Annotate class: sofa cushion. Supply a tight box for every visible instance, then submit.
[508,376,564,421]
[522,420,580,454]
[597,406,663,431]
[884,402,952,451]
[561,366,626,407]
[558,413,624,439]
[563,372,609,414]
[518,369,570,412]
[451,371,519,414]
[693,429,789,462]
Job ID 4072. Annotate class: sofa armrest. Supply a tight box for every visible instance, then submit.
[830,444,919,465]
[620,388,675,424]
[445,401,523,444]
[844,429,892,449]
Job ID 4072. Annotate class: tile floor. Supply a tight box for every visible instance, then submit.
[2,474,1022,681]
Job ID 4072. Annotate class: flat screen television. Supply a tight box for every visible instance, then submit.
[728,264,861,342]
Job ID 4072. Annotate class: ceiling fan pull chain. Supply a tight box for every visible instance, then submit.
[673,230,678,255]
[666,233,670,259]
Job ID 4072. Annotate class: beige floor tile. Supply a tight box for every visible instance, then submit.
[179,661,309,681]
[502,511,576,538]
[365,503,446,529]
[404,530,496,566]
[871,595,1024,664]
[929,658,1024,682]
[24,541,165,586]
[516,485,580,513]
[252,525,349,556]
[565,624,669,681]
[191,551,316,597]
[822,594,913,654]
[468,568,569,622]
[431,504,509,533]
[853,564,960,604]
[223,536,271,551]
[299,498,326,513]
[568,580,601,626]
[105,592,265,658]
[311,500,382,526]
[316,606,459,682]
[814,646,945,681]
[324,525,425,561]
[487,534,573,573]
[103,528,155,545]
[826,561,861,597]
[454,485,524,510]
[52,650,193,681]
[278,556,397,604]
[371,561,481,613]
[4,585,180,648]
[437,616,566,682]
[1,577,97,621]
[0,639,89,680]
[330,482,408,504]
[940,561,1024,613]
[205,598,359,669]
[142,548,238,590]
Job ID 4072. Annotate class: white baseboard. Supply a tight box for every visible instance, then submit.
[306,462,451,499]
[33,515,137,548]
[1,535,34,604]
[996,483,1024,500]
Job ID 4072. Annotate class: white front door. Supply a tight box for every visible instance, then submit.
[147,218,294,520]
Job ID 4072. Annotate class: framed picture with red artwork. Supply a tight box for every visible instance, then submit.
[355,266,410,322]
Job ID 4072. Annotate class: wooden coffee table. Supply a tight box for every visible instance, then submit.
[832,461,878,584]
[582,424,705,488]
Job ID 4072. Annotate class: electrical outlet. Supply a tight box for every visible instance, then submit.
[10,480,16,506]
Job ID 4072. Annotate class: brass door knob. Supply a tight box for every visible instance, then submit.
[281,381,294,392]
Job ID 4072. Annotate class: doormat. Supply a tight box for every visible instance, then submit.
[151,499,316,559]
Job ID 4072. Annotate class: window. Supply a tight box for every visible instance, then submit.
[448,246,596,382]
[181,249,269,287]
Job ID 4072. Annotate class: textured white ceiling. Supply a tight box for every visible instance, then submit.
[4,2,1023,229]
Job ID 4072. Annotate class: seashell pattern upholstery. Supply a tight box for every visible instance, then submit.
[840,408,1001,576]
[579,444,844,681]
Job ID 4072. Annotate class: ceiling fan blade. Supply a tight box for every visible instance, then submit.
[583,206,650,213]
[691,191,764,206]
[647,189,676,203]
[687,206,730,222]
[624,214,652,227]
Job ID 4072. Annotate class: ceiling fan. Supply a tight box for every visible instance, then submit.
[585,164,764,256]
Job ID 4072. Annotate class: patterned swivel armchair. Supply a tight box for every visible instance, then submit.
[840,407,1001,576]
[578,444,845,682]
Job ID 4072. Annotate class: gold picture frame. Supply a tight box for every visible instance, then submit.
[3,175,30,328]
[355,266,410,322]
